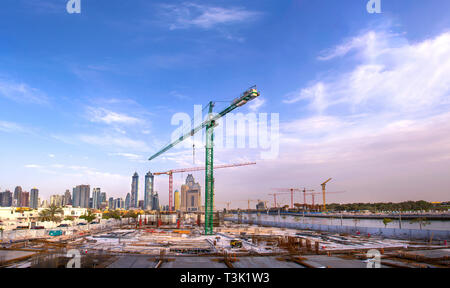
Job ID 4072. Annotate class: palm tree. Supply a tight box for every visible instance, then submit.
[38,205,63,223]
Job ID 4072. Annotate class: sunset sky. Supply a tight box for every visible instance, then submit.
[1,0,449,208]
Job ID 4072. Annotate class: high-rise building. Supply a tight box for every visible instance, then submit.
[21,191,30,208]
[0,190,12,207]
[130,172,139,209]
[174,190,180,211]
[63,190,72,206]
[180,174,201,212]
[72,185,90,208]
[144,171,154,210]
[138,200,144,210]
[125,193,130,210]
[92,188,102,209]
[152,192,160,211]
[100,192,107,209]
[108,197,114,210]
[30,188,39,209]
[50,195,63,207]
[14,186,22,207]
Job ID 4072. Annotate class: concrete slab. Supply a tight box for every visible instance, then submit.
[107,255,158,268]
[161,257,228,268]
[232,257,304,268]
[0,250,37,263]
[301,255,390,268]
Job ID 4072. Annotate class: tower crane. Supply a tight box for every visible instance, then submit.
[154,162,256,212]
[271,188,302,209]
[148,86,261,235]
[304,190,345,211]
[321,178,332,211]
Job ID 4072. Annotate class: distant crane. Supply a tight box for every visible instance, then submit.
[154,162,256,212]
[271,188,302,209]
[321,178,332,211]
[302,188,315,208]
[268,192,291,208]
[148,87,261,235]
[304,190,345,211]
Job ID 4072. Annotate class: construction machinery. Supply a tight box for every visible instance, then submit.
[321,178,332,211]
[230,239,243,248]
[154,162,256,212]
[149,86,261,235]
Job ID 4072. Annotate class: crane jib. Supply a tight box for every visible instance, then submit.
[148,88,260,161]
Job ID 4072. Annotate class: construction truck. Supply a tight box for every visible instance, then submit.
[230,239,243,248]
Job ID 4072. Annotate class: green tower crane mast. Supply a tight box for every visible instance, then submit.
[148,86,261,235]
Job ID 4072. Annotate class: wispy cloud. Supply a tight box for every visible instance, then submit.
[87,107,142,125]
[0,121,29,133]
[286,30,450,115]
[160,3,262,30]
[0,79,49,105]
[109,152,146,162]
[248,97,266,112]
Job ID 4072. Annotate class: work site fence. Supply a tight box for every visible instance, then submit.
[225,217,450,241]
[0,219,122,243]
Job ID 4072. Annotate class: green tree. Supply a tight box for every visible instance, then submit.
[382,218,392,228]
[80,210,97,223]
[64,216,75,221]
[103,210,121,220]
[38,205,63,223]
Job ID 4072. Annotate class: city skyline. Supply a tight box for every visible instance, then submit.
[1,1,450,206]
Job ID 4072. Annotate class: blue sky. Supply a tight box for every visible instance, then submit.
[1,0,450,208]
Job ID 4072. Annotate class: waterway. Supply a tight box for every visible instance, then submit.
[238,213,450,231]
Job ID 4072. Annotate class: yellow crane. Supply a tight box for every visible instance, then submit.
[321,178,332,211]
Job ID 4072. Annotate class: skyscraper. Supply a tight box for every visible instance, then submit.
[30,188,39,209]
[130,172,139,209]
[144,171,154,210]
[125,193,130,210]
[63,189,72,206]
[174,190,180,211]
[14,186,22,207]
[152,192,160,211]
[0,190,12,207]
[180,174,201,212]
[108,197,114,210]
[73,185,90,208]
[21,191,30,208]
[92,188,101,209]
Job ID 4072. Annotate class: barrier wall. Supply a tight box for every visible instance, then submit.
[225,217,450,241]
[0,219,122,243]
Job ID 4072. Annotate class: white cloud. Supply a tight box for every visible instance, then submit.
[0,79,49,105]
[87,107,142,125]
[248,97,266,112]
[286,31,450,116]
[109,152,145,162]
[161,3,261,30]
[0,121,28,133]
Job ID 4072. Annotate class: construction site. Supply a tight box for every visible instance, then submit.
[0,211,449,268]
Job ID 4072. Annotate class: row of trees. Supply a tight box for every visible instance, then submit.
[327,201,447,212]
[36,205,141,223]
